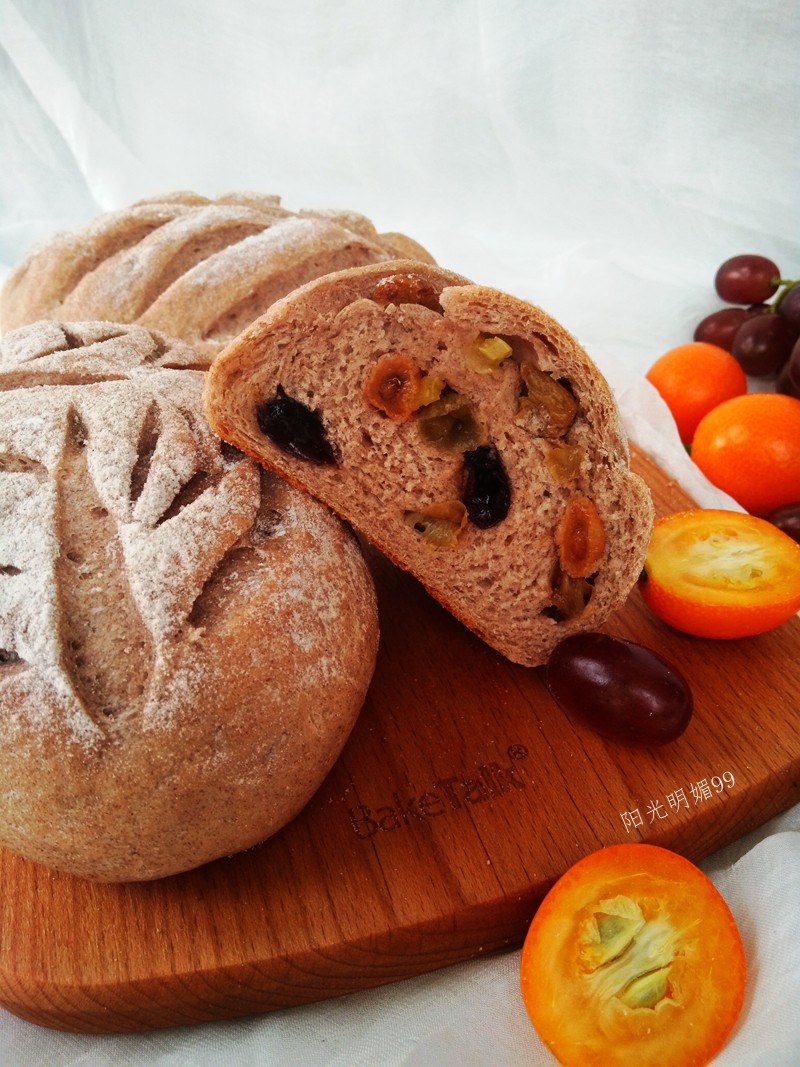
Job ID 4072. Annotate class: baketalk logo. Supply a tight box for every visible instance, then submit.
[347,744,530,839]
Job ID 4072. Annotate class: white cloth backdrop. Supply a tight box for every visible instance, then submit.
[1,1,799,1063]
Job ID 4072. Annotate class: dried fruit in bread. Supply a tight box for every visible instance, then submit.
[204,262,654,667]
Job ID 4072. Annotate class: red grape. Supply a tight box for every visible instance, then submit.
[715,255,781,304]
[545,633,693,747]
[693,307,747,351]
[731,313,798,376]
[790,336,800,377]
[777,361,800,398]
[777,283,800,328]
[767,502,800,544]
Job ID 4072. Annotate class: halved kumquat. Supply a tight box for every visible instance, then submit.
[639,509,800,639]
[520,843,746,1067]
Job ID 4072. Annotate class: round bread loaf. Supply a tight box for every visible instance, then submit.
[204,261,654,668]
[0,192,435,363]
[0,320,379,882]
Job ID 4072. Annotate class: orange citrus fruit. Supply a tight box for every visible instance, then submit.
[691,393,800,516]
[520,842,746,1066]
[646,342,747,444]
[640,509,800,638]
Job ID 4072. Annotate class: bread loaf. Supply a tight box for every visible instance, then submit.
[204,262,654,667]
[0,192,435,362]
[0,320,379,881]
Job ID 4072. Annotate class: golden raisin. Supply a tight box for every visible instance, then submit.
[404,500,468,548]
[547,564,593,620]
[416,392,483,451]
[556,495,605,577]
[517,362,578,438]
[546,444,585,484]
[364,356,423,420]
[372,273,443,312]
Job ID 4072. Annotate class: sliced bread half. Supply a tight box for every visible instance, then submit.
[204,261,654,667]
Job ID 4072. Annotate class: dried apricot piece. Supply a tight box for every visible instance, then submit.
[556,495,605,577]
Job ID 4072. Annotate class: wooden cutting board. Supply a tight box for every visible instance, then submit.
[0,445,798,1034]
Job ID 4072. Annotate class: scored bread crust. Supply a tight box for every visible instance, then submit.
[204,261,654,668]
[0,320,379,882]
[0,192,435,363]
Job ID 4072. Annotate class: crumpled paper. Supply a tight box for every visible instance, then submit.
[1,0,799,1063]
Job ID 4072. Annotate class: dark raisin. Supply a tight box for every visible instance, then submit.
[256,386,337,465]
[462,445,511,528]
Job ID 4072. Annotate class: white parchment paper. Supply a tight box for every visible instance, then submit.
[1,1,798,1063]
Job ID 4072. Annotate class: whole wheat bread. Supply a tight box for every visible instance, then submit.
[0,192,435,363]
[204,261,654,667]
[0,320,378,881]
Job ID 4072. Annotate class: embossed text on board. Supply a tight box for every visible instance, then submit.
[347,745,530,839]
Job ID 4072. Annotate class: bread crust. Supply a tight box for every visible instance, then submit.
[204,261,654,667]
[0,321,379,881]
[0,193,435,362]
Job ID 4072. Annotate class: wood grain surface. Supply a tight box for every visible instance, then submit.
[0,444,798,1034]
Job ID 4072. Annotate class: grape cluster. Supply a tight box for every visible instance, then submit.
[694,254,800,394]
